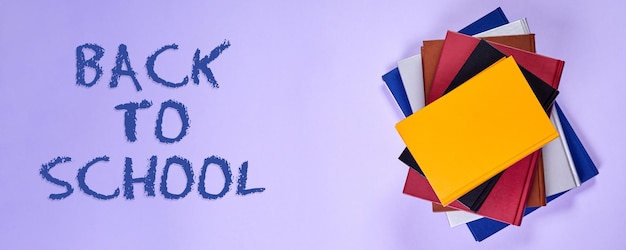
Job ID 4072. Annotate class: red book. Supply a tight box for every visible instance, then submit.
[427,31,564,103]
[404,155,537,225]
[404,31,564,225]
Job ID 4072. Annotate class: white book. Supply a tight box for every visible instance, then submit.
[445,211,483,227]
[543,107,581,196]
[397,54,425,111]
[474,18,530,37]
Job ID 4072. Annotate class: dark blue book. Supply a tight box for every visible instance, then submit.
[466,102,599,241]
[458,7,509,35]
[382,68,413,117]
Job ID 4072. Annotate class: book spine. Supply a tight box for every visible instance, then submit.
[513,151,541,226]
[552,103,581,186]
[551,60,565,89]
[526,153,547,207]
[521,18,530,33]
[528,33,536,53]
[536,154,547,206]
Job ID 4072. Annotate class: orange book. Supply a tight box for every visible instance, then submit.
[396,57,558,206]
[419,33,546,209]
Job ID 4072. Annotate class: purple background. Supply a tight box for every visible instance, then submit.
[1,1,624,249]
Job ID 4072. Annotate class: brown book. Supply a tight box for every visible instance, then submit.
[420,41,444,99]
[527,153,547,207]
[419,33,546,211]
[432,202,457,212]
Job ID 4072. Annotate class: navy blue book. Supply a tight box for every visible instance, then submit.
[458,7,509,35]
[466,102,599,241]
[382,68,413,117]
[382,7,509,117]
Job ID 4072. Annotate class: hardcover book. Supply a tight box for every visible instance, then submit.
[473,18,529,37]
[466,103,599,241]
[458,7,509,35]
[543,107,581,196]
[412,33,540,211]
[415,31,567,211]
[382,68,413,117]
[397,55,425,113]
[396,57,558,206]
[440,39,558,211]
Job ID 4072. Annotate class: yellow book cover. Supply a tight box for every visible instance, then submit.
[395,56,558,206]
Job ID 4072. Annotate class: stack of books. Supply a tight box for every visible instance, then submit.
[382,7,598,241]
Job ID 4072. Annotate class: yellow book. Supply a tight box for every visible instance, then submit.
[395,57,558,206]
